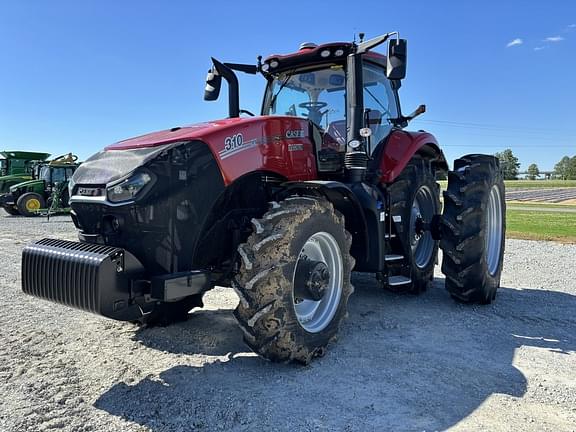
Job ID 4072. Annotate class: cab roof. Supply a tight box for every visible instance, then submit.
[263,42,386,73]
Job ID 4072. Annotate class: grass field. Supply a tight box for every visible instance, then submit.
[438,180,576,190]
[506,204,576,243]
[436,181,576,242]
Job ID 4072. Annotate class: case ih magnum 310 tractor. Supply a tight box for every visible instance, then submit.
[22,33,505,364]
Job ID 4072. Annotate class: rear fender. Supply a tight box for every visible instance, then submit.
[376,130,448,183]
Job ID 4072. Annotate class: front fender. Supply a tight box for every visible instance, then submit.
[377,130,448,183]
[280,180,376,271]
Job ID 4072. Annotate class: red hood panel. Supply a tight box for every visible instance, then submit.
[106,117,263,150]
[104,115,318,185]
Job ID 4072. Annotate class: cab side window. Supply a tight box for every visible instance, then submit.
[362,62,398,150]
[52,168,66,183]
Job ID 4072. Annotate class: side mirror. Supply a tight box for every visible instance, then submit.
[386,38,407,80]
[203,67,222,101]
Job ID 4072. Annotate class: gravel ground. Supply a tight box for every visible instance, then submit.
[0,214,575,432]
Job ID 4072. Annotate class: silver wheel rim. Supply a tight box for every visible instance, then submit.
[293,232,343,333]
[410,186,437,268]
[485,185,503,276]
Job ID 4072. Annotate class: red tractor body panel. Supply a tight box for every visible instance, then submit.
[107,116,318,185]
[378,130,441,183]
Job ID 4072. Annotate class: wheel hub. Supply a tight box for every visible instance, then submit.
[292,231,343,333]
[294,260,330,301]
[409,186,437,269]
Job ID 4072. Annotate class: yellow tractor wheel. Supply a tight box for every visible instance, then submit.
[16,193,46,217]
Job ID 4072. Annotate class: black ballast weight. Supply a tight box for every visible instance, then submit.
[22,238,212,320]
[22,239,145,320]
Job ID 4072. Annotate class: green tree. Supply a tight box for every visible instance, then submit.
[495,149,520,180]
[570,156,576,180]
[527,163,540,180]
[554,156,572,180]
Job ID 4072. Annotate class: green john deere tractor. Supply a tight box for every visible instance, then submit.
[0,151,51,215]
[1,154,80,217]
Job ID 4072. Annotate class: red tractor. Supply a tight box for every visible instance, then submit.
[22,33,505,364]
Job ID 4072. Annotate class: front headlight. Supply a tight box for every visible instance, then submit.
[107,172,153,203]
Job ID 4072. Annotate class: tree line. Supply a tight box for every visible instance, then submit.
[494,149,576,180]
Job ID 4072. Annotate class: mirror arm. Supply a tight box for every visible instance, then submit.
[357,32,397,54]
[390,104,426,128]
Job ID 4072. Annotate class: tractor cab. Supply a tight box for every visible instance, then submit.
[260,44,400,173]
[204,33,421,181]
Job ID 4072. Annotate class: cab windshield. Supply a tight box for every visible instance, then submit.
[265,66,347,149]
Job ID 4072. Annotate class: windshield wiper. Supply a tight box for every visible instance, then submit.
[364,87,390,116]
[269,71,295,112]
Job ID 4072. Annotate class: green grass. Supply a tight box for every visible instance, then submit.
[506,202,576,209]
[504,180,576,189]
[506,207,576,243]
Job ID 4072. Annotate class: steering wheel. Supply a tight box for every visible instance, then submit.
[239,109,255,117]
[298,102,328,110]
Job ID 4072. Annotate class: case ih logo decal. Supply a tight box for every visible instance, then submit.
[285,129,305,138]
[219,133,257,160]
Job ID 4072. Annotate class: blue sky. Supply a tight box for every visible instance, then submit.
[1,1,575,171]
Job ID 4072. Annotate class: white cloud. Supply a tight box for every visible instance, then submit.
[569,24,576,28]
[534,46,546,51]
[544,36,565,42]
[506,38,523,47]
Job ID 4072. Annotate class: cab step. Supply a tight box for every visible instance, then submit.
[385,254,404,262]
[388,275,412,287]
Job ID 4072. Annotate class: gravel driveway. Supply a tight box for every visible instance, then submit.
[0,214,575,431]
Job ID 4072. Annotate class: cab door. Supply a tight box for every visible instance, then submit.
[361,61,399,154]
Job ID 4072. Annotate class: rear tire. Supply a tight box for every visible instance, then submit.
[233,197,354,364]
[387,156,441,293]
[17,193,45,217]
[440,154,506,304]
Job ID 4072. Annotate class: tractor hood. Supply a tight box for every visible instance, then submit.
[0,174,32,183]
[105,117,254,151]
[0,174,33,194]
[9,179,43,193]
[73,115,314,188]
[74,116,266,186]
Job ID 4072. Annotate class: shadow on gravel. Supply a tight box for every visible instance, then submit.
[132,309,247,357]
[96,276,576,431]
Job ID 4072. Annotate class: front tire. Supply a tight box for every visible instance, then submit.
[17,193,46,217]
[440,154,506,303]
[233,197,354,364]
